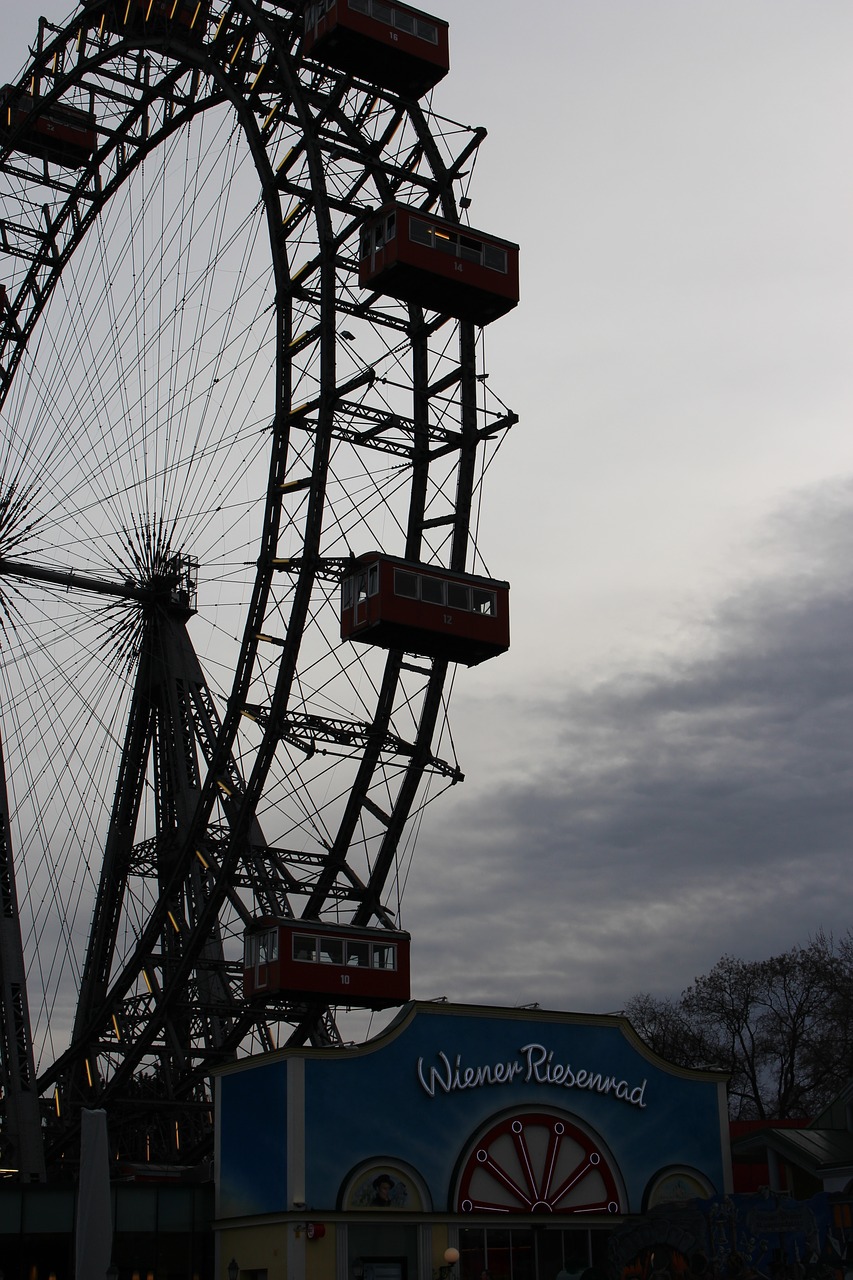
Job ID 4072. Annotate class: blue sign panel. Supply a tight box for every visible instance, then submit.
[216,1003,728,1220]
[219,1057,288,1218]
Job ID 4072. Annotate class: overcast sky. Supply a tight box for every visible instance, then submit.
[3,3,852,1024]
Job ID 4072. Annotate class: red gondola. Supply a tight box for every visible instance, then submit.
[303,0,449,99]
[340,552,510,667]
[0,87,97,169]
[243,918,411,1009]
[358,204,520,325]
[101,0,209,36]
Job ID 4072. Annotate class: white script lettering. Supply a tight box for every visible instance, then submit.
[416,1042,647,1109]
[416,1050,525,1098]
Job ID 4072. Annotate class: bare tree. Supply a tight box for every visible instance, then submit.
[625,932,853,1119]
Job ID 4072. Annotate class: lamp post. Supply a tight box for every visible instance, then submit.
[435,1247,460,1279]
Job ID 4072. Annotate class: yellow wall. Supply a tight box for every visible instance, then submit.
[220,1220,341,1280]
[220,1223,286,1280]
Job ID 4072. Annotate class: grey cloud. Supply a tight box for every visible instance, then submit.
[406,482,853,1012]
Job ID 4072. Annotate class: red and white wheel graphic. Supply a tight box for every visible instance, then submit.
[456,1112,621,1215]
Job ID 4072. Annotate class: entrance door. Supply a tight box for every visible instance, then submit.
[254,927,277,991]
[354,570,369,628]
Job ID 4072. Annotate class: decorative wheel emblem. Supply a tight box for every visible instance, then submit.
[456,1112,621,1215]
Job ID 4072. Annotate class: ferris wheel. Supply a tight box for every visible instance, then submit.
[0,0,518,1175]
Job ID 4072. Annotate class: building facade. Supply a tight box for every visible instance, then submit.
[215,1001,731,1280]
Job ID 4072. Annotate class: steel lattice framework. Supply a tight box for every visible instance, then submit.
[0,0,517,1175]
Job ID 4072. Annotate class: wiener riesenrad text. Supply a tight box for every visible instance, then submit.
[416,1043,647,1108]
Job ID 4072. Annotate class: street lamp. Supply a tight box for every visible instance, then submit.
[227,1259,239,1280]
[435,1247,460,1279]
